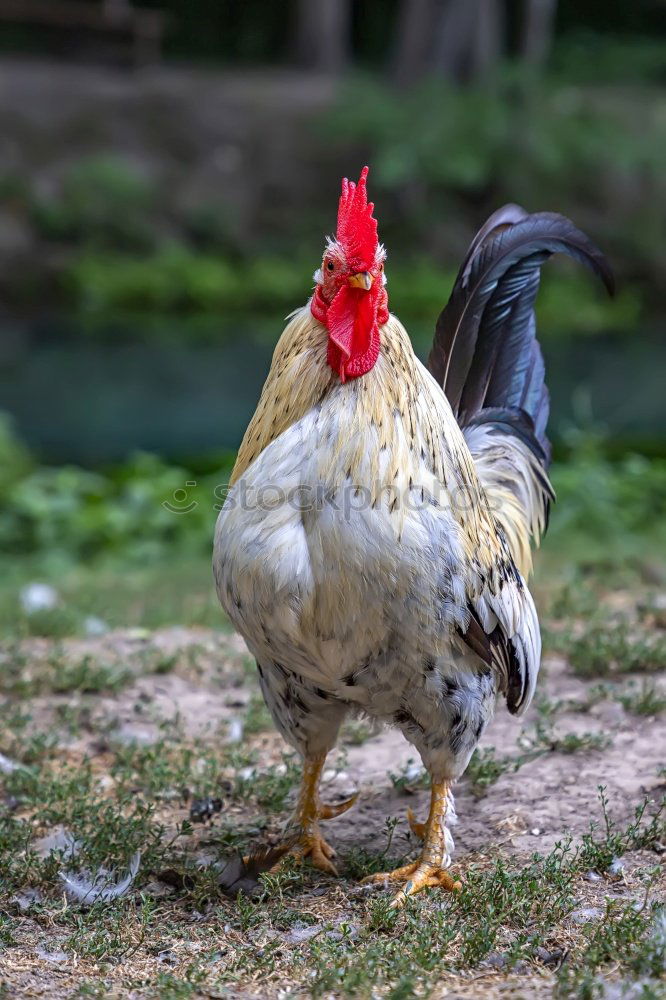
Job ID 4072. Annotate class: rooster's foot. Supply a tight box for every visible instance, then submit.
[362,861,462,906]
[362,779,459,906]
[278,788,359,877]
[282,828,339,875]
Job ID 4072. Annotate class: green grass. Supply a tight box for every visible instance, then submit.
[617,680,666,716]
[464,746,512,796]
[242,692,274,736]
[0,596,664,998]
[564,624,666,678]
[0,554,226,639]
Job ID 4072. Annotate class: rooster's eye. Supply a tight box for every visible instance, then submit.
[326,260,335,272]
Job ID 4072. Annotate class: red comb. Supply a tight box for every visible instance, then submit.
[335,166,378,272]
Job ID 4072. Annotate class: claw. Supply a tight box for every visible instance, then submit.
[362,779,460,905]
[406,807,427,841]
[362,861,461,905]
[320,792,359,820]
[286,831,339,875]
[306,834,339,875]
[267,756,359,879]
[361,860,419,885]
[391,864,462,908]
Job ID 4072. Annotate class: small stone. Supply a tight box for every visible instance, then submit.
[650,593,666,628]
[285,923,322,944]
[534,946,565,968]
[404,761,426,782]
[584,870,602,882]
[531,828,541,836]
[111,724,158,747]
[84,616,109,637]
[226,718,244,744]
[36,947,69,964]
[323,770,350,784]
[20,583,58,613]
[570,906,603,924]
[144,880,176,898]
[189,797,223,823]
[157,950,179,966]
[125,628,151,641]
[0,752,20,775]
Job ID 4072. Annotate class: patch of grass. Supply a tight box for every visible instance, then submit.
[575,787,665,875]
[343,817,402,879]
[22,605,80,638]
[0,554,228,640]
[465,746,512,796]
[463,719,613,799]
[235,757,301,813]
[242,693,273,736]
[545,577,602,622]
[617,680,666,716]
[0,647,133,696]
[52,654,133,695]
[517,719,612,764]
[388,758,429,793]
[111,738,220,802]
[564,623,666,678]
[340,718,374,746]
[556,899,665,998]
[562,683,613,714]
[553,731,611,754]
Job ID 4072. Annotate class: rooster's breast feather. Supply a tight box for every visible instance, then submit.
[223,305,542,718]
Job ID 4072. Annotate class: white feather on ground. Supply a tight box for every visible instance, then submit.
[59,851,141,906]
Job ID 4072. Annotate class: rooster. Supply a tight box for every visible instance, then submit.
[213,167,612,906]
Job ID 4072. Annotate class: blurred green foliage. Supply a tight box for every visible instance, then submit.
[0,415,233,561]
[1,50,663,338]
[550,444,666,544]
[61,247,632,345]
[323,72,665,284]
[551,34,666,85]
[31,156,156,251]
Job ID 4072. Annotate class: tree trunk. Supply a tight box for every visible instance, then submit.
[294,0,351,74]
[521,0,557,69]
[390,0,437,88]
[431,0,504,84]
[469,0,504,80]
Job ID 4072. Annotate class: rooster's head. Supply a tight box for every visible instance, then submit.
[312,166,388,382]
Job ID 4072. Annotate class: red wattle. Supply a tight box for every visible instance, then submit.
[311,284,388,382]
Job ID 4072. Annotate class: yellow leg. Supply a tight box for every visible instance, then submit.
[362,780,461,907]
[280,753,358,876]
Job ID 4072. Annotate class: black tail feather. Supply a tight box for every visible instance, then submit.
[428,208,614,465]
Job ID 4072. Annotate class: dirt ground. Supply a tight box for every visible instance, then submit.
[1,598,665,998]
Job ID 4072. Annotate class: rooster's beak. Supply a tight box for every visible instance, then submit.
[348,271,373,291]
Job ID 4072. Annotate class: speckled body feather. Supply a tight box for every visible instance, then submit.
[214,305,541,784]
